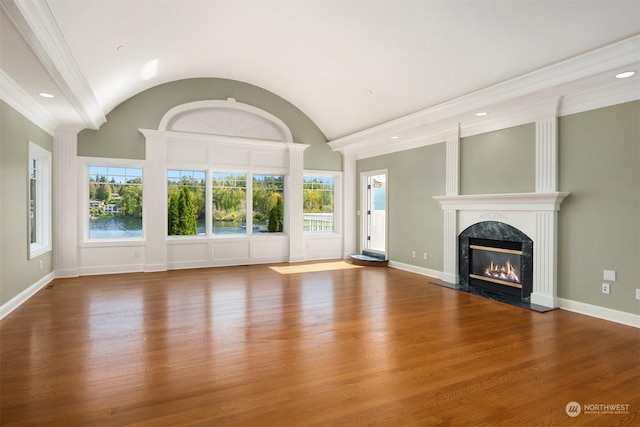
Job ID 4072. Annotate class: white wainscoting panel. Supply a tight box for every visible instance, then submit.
[303,235,343,261]
[78,245,145,275]
[166,241,210,269]
[212,239,251,262]
[252,236,289,261]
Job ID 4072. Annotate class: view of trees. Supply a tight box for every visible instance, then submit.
[89,167,143,220]
[303,176,334,213]
[211,173,246,225]
[253,175,284,232]
[167,170,205,235]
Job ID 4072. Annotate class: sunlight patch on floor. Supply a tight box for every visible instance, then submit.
[269,261,362,275]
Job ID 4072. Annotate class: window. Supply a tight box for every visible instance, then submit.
[167,170,206,236]
[303,175,334,232]
[29,142,52,258]
[253,174,284,233]
[212,172,246,235]
[88,166,143,239]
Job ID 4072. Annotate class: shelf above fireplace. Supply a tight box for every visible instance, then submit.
[434,192,570,211]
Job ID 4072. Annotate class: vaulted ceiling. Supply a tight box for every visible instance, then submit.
[1,1,639,141]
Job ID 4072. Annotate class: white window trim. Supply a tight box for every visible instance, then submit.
[303,170,342,236]
[79,157,145,244]
[29,142,52,259]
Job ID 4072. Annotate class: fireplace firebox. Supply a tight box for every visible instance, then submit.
[459,221,533,299]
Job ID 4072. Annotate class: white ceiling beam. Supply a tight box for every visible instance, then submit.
[0,69,59,135]
[1,0,106,130]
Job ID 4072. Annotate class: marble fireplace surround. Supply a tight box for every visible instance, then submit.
[434,192,569,308]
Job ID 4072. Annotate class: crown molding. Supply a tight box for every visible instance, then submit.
[559,77,640,117]
[329,34,640,157]
[1,0,106,130]
[0,69,58,136]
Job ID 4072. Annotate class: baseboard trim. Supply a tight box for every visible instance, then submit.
[557,298,640,328]
[79,265,145,276]
[388,261,445,281]
[55,268,79,278]
[0,272,55,320]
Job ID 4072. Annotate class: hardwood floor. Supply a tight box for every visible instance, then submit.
[1,261,638,426]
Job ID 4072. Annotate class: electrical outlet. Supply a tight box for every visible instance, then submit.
[423,252,427,260]
[602,283,610,295]
[412,251,415,258]
[636,289,640,300]
[39,260,43,269]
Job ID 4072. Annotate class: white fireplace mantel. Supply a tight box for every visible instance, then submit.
[433,192,570,212]
[434,191,570,308]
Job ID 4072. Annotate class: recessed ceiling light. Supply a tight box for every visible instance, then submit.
[390,136,399,140]
[475,111,488,117]
[615,71,636,79]
[38,92,54,98]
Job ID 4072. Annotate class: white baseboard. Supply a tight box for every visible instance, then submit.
[79,265,145,276]
[55,268,79,278]
[388,261,445,281]
[530,292,556,309]
[557,298,640,328]
[0,272,55,320]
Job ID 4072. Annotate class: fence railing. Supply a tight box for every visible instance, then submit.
[303,213,334,232]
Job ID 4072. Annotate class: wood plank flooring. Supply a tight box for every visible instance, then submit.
[1,262,638,426]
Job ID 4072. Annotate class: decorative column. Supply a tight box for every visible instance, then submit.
[287,143,309,262]
[443,125,460,283]
[54,129,79,277]
[535,97,561,193]
[533,211,557,307]
[341,149,357,257]
[532,97,562,307]
[140,130,167,272]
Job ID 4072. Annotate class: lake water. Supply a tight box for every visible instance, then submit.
[89,217,143,239]
[89,218,253,238]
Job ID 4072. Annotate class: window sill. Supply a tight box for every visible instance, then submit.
[29,243,51,259]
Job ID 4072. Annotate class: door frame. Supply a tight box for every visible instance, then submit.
[359,169,388,257]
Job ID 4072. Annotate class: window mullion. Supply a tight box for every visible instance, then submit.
[246,172,253,235]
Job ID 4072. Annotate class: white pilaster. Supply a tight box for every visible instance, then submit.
[142,131,167,272]
[54,129,79,277]
[532,211,558,307]
[445,125,460,196]
[443,209,458,283]
[287,143,308,262]
[535,97,561,193]
[342,150,357,257]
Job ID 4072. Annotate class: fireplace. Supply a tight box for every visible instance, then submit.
[459,221,533,299]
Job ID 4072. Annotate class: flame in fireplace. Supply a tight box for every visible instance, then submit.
[483,259,520,284]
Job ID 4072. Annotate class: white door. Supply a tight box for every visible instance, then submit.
[362,171,387,255]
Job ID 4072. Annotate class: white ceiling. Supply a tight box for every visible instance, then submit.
[1,0,639,140]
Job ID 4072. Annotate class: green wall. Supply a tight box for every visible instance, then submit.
[0,101,54,305]
[78,78,341,171]
[460,123,535,194]
[357,143,446,271]
[558,101,639,314]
